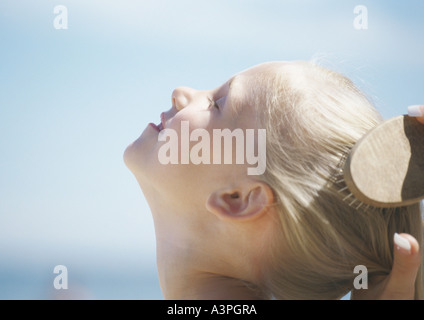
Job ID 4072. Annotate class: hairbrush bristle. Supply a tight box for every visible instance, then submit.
[338,186,349,193]
[329,150,377,213]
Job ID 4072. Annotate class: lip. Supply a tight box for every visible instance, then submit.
[160,112,166,130]
[148,113,166,132]
[148,122,160,132]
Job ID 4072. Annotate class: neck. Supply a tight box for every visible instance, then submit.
[156,243,268,299]
[164,274,268,300]
[154,226,270,300]
[143,190,270,300]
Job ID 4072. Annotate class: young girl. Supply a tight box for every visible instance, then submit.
[124,61,423,299]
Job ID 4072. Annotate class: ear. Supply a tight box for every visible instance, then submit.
[205,181,274,222]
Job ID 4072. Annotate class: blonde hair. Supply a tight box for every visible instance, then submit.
[252,61,423,299]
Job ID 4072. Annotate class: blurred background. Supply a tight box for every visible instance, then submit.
[0,0,423,299]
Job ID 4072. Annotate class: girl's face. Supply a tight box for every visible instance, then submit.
[124,63,280,209]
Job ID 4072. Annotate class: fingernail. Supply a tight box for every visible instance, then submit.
[407,105,424,117]
[394,233,411,253]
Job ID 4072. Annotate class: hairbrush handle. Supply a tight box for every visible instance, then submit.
[343,115,424,208]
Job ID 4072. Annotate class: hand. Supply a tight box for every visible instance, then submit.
[354,106,424,299]
[408,105,424,124]
[351,106,424,300]
[351,233,421,300]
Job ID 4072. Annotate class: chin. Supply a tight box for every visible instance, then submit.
[124,143,166,195]
[123,138,149,174]
[123,142,136,171]
[124,123,157,170]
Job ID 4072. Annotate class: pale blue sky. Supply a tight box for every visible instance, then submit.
[0,0,423,299]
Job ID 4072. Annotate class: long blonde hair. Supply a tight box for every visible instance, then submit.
[253,61,423,299]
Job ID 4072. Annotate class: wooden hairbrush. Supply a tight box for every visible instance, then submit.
[343,114,424,208]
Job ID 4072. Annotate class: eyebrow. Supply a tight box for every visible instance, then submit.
[214,76,238,100]
[228,75,239,89]
[225,76,243,117]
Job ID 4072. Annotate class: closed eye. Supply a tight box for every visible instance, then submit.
[207,97,220,110]
[208,97,227,111]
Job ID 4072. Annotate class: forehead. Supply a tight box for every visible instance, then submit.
[235,61,289,80]
[226,62,286,114]
[229,61,289,97]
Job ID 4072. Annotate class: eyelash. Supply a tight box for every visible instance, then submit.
[207,97,220,110]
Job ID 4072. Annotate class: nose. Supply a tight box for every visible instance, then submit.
[171,87,197,111]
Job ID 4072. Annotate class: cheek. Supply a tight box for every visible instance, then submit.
[168,111,212,132]
[144,111,247,191]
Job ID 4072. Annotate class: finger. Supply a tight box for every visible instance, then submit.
[407,105,424,125]
[383,233,421,299]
